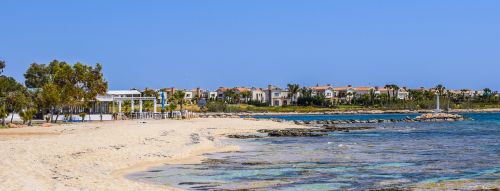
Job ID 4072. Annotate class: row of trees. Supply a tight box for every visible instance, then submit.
[0,60,108,126]
[341,84,498,110]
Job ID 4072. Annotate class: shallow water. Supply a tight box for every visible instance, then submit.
[128,113,500,190]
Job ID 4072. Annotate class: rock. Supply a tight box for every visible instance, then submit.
[241,161,271,166]
[259,129,327,137]
[227,134,263,139]
[201,158,231,165]
[415,113,464,122]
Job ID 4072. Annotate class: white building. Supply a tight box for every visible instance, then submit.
[203,91,217,100]
[266,85,291,106]
[96,90,158,118]
[250,88,266,103]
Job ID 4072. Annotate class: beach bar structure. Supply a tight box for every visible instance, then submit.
[96,90,159,120]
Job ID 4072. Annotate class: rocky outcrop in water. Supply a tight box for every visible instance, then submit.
[258,129,327,137]
[254,126,376,137]
[274,115,466,126]
[415,113,464,122]
[226,134,264,139]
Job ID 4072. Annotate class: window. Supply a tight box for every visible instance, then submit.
[274,93,279,97]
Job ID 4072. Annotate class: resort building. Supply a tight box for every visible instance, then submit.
[216,87,229,100]
[374,86,388,96]
[310,84,336,103]
[163,87,176,101]
[183,90,193,101]
[267,85,291,106]
[250,88,267,103]
[233,87,251,103]
[202,90,218,100]
[353,86,375,96]
[333,85,356,103]
[397,88,410,100]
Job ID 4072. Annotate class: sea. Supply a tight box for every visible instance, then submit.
[128,113,500,190]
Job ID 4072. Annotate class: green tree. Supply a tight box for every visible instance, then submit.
[287,84,300,105]
[391,85,400,101]
[240,91,251,103]
[0,70,27,123]
[6,89,29,123]
[369,89,376,105]
[0,60,5,74]
[142,88,159,97]
[74,62,108,120]
[24,63,50,88]
[0,106,7,126]
[435,84,446,96]
[173,90,186,110]
[384,84,392,104]
[24,60,108,123]
[167,102,177,117]
[40,83,62,122]
[482,88,492,102]
[223,89,238,104]
[19,109,37,126]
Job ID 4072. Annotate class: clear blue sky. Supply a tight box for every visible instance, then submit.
[1,0,499,90]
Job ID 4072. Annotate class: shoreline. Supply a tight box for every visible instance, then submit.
[113,144,240,191]
[0,118,304,191]
[199,108,500,117]
[1,116,498,190]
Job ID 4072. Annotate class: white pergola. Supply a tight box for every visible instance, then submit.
[113,96,157,114]
[97,90,159,116]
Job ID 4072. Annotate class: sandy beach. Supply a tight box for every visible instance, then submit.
[0,118,302,191]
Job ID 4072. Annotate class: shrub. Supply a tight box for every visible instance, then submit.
[206,101,227,112]
[79,112,87,122]
[247,100,268,107]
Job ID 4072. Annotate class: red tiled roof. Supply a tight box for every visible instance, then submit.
[332,86,351,91]
[216,87,229,92]
[309,85,333,90]
[354,87,374,91]
[234,87,251,92]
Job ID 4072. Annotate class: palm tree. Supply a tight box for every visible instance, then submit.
[435,84,446,96]
[287,84,300,105]
[240,91,251,103]
[391,85,400,101]
[173,90,186,110]
[384,84,392,103]
[0,60,5,74]
[434,84,446,110]
[223,89,238,104]
[369,89,375,105]
[460,89,468,102]
[483,88,492,102]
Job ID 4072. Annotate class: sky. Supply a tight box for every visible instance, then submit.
[1,0,499,90]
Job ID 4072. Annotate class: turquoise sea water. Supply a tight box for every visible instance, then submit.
[129,113,500,190]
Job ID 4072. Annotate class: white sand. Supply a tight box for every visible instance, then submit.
[0,118,302,191]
